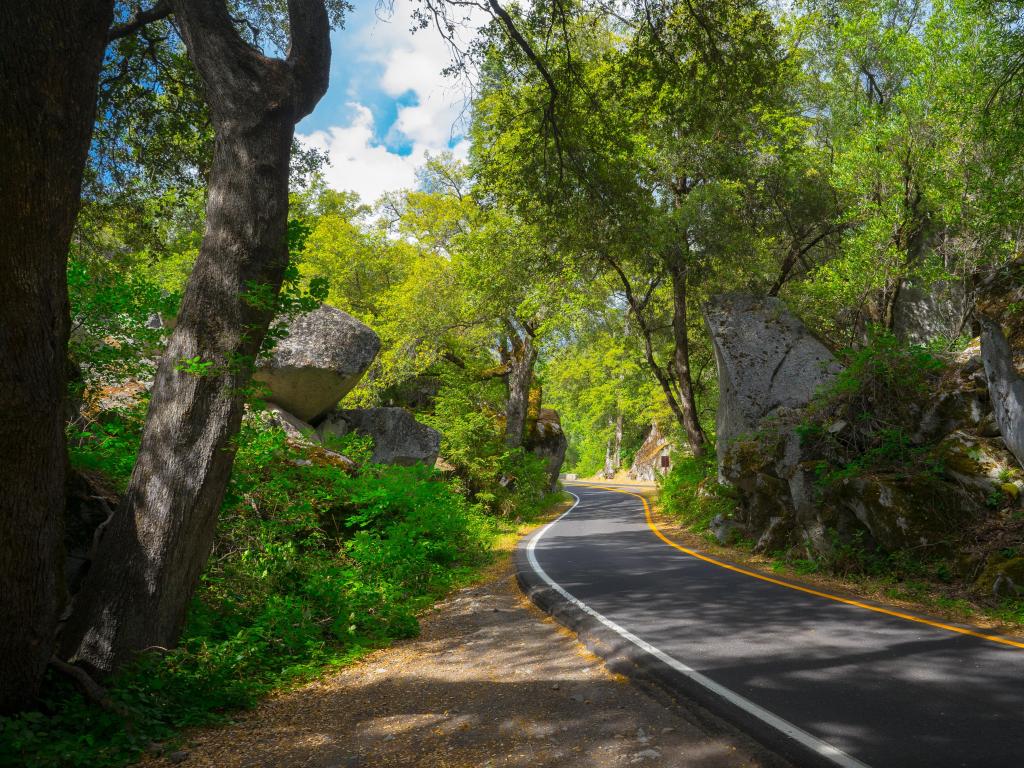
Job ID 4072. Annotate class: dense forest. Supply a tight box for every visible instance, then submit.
[4,0,1024,765]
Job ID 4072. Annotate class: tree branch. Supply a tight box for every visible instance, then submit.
[486,0,563,165]
[49,657,119,712]
[108,1,172,41]
[286,0,331,118]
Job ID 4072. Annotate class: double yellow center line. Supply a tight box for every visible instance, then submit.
[574,483,1024,651]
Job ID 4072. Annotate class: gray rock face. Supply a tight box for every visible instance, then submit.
[703,294,842,469]
[318,407,440,466]
[981,316,1024,469]
[893,279,970,345]
[254,305,380,423]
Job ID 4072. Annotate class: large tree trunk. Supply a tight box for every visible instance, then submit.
[504,325,537,448]
[0,0,113,710]
[666,257,707,457]
[602,412,623,479]
[61,0,330,674]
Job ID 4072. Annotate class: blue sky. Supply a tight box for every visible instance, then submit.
[296,0,480,203]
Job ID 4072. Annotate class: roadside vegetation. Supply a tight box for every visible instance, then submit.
[4,384,561,767]
[659,332,1024,635]
[7,0,1024,765]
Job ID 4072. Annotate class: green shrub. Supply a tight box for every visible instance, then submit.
[421,367,554,519]
[2,414,501,768]
[799,329,946,486]
[659,454,736,532]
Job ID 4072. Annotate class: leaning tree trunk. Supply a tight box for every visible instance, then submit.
[667,257,707,458]
[61,0,330,674]
[0,0,113,710]
[504,328,537,448]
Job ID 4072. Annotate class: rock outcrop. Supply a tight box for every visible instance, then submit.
[707,294,1021,559]
[254,305,380,422]
[981,317,1024,470]
[892,279,971,345]
[628,420,675,482]
[703,294,842,469]
[264,403,321,445]
[319,407,440,467]
[526,408,568,491]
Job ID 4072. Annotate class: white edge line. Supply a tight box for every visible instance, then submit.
[527,490,871,768]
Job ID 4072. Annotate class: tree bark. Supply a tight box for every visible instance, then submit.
[0,0,114,710]
[61,0,330,674]
[612,412,623,471]
[504,324,537,448]
[666,256,707,457]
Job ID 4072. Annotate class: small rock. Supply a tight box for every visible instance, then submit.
[661,727,675,734]
[551,683,560,690]
[630,749,661,763]
[570,694,584,703]
[168,752,189,765]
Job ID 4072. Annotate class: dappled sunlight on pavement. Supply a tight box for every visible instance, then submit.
[138,560,784,768]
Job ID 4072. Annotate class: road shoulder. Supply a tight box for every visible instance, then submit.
[139,522,778,768]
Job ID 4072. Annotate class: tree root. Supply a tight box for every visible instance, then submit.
[48,656,122,714]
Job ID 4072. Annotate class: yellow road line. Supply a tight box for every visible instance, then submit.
[571,483,1024,651]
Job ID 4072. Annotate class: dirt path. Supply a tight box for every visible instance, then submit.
[141,557,784,768]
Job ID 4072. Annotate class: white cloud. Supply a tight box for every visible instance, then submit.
[297,1,483,204]
[300,104,428,204]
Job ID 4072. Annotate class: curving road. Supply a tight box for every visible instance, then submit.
[517,482,1024,768]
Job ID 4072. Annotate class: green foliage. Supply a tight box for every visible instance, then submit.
[799,330,947,485]
[422,367,554,518]
[67,402,146,491]
[67,249,178,392]
[772,526,953,581]
[3,413,506,768]
[659,455,737,533]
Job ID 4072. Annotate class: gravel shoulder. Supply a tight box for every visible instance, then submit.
[139,518,785,768]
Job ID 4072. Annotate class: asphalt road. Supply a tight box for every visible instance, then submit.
[519,482,1024,768]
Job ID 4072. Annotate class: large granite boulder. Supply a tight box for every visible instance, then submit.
[892,279,971,345]
[527,408,568,491]
[980,316,1024,469]
[253,305,380,423]
[318,407,440,466]
[703,294,842,469]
